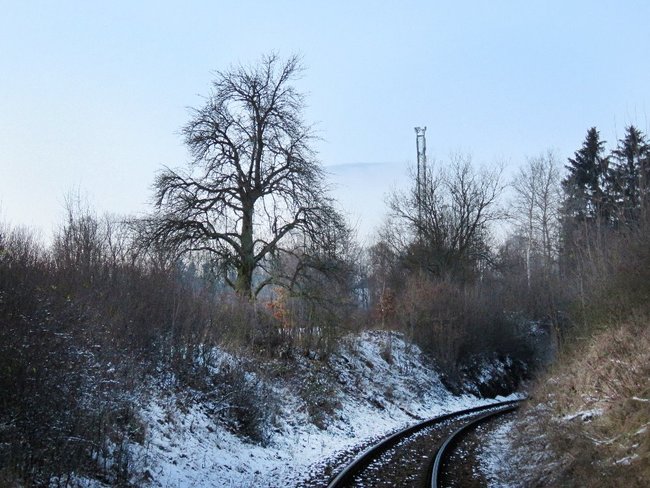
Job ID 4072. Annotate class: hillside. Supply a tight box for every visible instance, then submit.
[475,216,650,487]
[87,331,519,487]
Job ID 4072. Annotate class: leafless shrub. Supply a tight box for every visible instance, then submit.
[392,273,531,387]
[0,224,146,485]
[506,206,650,486]
[297,366,339,430]
[208,362,278,446]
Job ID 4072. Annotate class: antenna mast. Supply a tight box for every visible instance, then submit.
[415,126,427,232]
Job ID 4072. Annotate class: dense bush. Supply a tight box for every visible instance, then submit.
[0,226,145,485]
[505,211,650,486]
[391,273,533,386]
[570,217,650,330]
[297,365,340,429]
[0,201,357,484]
[0,220,222,484]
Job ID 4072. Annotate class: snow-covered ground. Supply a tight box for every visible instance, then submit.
[128,331,519,487]
[476,419,518,488]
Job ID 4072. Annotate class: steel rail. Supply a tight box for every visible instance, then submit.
[326,399,521,488]
[429,402,520,488]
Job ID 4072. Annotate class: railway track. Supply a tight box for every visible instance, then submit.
[325,399,521,488]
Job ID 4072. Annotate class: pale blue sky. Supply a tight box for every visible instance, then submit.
[1,1,649,240]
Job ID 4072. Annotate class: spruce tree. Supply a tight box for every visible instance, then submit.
[562,127,609,222]
[609,125,650,222]
[560,128,609,273]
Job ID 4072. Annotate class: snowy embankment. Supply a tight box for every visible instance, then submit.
[131,331,519,487]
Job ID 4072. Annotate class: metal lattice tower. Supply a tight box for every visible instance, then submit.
[415,127,427,228]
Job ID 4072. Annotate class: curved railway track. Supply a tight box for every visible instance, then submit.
[326,399,521,488]
[430,402,519,487]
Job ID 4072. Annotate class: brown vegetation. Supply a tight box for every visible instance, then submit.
[507,213,650,487]
[0,197,356,485]
[511,317,650,487]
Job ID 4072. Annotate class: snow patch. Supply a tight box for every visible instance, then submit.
[562,408,604,422]
[476,419,519,488]
[129,331,520,487]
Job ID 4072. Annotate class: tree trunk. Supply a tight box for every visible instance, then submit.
[236,201,255,299]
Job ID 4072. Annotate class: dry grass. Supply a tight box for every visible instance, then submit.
[510,314,650,487]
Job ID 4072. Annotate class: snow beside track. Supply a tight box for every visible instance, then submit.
[475,418,519,487]
[129,331,519,487]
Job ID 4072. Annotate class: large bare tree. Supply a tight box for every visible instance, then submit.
[387,154,505,280]
[147,54,343,299]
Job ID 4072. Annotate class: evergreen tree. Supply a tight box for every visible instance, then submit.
[609,125,650,222]
[562,127,610,223]
[560,128,610,273]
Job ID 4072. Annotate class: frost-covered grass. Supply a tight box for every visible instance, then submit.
[125,330,519,487]
[502,315,650,487]
[476,419,518,488]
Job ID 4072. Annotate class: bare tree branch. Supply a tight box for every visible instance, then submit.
[141,54,344,299]
[387,154,505,280]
